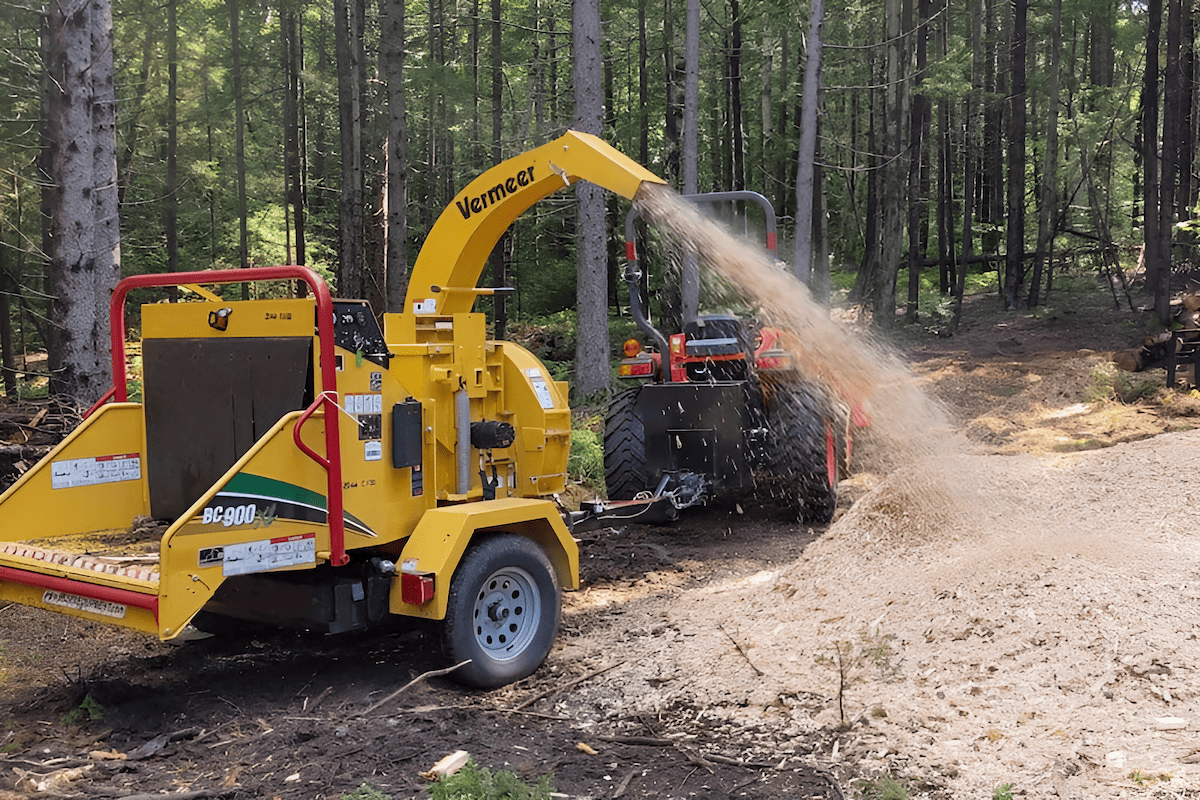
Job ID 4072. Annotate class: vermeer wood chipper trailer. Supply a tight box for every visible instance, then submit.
[0,130,664,689]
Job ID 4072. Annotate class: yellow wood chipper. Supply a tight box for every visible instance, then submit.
[0,131,665,689]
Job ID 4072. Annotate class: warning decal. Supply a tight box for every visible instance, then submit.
[222,533,317,577]
[51,453,141,489]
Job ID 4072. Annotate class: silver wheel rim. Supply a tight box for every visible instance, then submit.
[472,565,541,661]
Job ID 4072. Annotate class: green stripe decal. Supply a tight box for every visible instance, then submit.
[221,473,375,536]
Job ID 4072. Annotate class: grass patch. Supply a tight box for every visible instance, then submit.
[61,693,104,724]
[854,773,909,800]
[568,428,604,491]
[430,760,554,800]
[1087,363,1162,404]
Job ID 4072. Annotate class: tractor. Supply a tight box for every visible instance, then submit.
[600,192,849,525]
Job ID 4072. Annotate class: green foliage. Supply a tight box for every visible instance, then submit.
[854,774,909,800]
[62,693,104,724]
[429,760,554,800]
[340,785,393,800]
[567,428,604,490]
[993,783,1015,800]
[1087,363,1160,404]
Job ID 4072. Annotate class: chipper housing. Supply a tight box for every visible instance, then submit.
[0,130,666,688]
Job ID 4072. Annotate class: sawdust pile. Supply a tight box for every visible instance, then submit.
[566,433,1200,800]
[572,186,1200,798]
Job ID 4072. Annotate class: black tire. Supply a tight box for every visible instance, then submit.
[766,383,838,524]
[604,388,651,500]
[442,534,561,689]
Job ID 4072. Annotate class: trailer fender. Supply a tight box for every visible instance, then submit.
[390,498,579,620]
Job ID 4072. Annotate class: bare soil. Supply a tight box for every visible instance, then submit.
[3,272,1200,800]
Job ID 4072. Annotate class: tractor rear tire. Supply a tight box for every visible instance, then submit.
[767,384,838,524]
[604,388,651,501]
[442,534,561,689]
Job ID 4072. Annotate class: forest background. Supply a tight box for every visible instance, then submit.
[0,0,1197,405]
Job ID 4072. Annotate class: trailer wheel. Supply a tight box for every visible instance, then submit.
[604,388,651,501]
[442,534,561,689]
[767,385,838,524]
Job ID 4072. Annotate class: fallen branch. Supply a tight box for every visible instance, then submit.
[718,624,764,677]
[357,660,472,717]
[675,744,715,774]
[305,685,334,713]
[810,766,846,800]
[704,753,777,769]
[511,660,625,711]
[93,790,236,800]
[596,735,675,747]
[613,767,637,798]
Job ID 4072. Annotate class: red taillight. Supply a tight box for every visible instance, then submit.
[623,338,643,358]
[400,571,435,605]
[618,359,655,377]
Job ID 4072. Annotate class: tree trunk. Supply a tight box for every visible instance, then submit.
[573,0,609,399]
[793,0,824,284]
[1,242,15,396]
[229,0,249,286]
[1003,0,1027,309]
[953,0,983,333]
[491,0,508,338]
[1028,0,1060,308]
[283,8,306,269]
[46,0,121,403]
[681,0,699,324]
[638,0,648,165]
[810,126,830,303]
[904,0,930,321]
[663,0,681,182]
[382,0,408,311]
[118,21,156,206]
[875,0,906,327]
[729,0,744,192]
[165,0,178,277]
[1160,0,1185,290]
[1144,0,1166,321]
[335,0,365,298]
[935,0,953,296]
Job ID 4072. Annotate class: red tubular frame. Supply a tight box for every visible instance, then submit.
[106,266,348,568]
[0,565,160,618]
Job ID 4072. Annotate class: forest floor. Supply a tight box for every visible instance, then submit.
[3,271,1200,800]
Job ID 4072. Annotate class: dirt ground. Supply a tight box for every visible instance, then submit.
[3,272,1200,800]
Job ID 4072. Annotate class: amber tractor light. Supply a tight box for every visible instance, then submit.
[623,338,643,358]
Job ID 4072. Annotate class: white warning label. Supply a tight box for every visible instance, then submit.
[527,369,555,409]
[51,453,141,490]
[42,590,127,619]
[223,533,317,577]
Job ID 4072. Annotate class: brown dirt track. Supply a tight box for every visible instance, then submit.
[3,272,1200,800]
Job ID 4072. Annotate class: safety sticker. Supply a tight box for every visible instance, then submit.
[50,453,141,490]
[526,369,555,409]
[42,590,127,619]
[364,441,382,461]
[344,393,383,414]
[223,533,317,577]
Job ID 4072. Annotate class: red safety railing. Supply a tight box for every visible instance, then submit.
[104,266,348,568]
[0,565,160,619]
